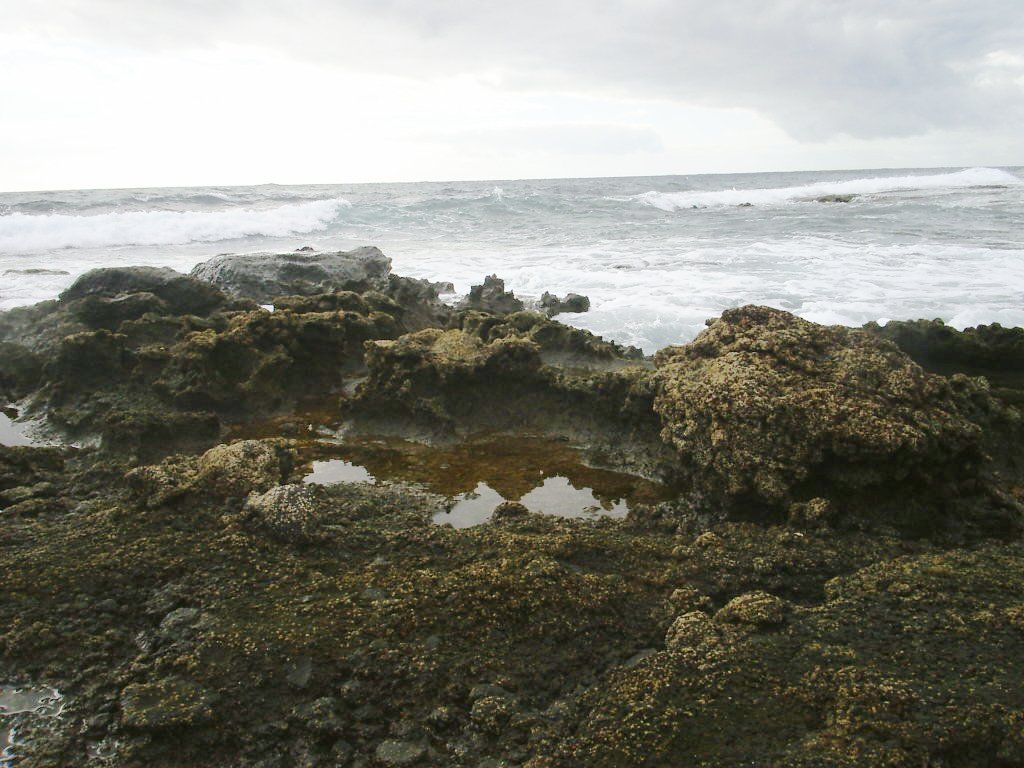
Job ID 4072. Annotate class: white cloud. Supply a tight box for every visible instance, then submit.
[0,1,1022,189]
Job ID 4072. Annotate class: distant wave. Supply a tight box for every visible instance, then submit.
[632,167,1023,211]
[0,197,351,251]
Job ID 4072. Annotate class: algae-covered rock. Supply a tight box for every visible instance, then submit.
[664,611,716,649]
[457,275,525,315]
[120,678,215,729]
[375,739,427,766]
[194,439,294,498]
[653,306,988,517]
[352,328,543,432]
[190,247,392,302]
[865,318,1024,403]
[0,341,42,400]
[713,590,788,627]
[538,544,1024,767]
[61,266,226,317]
[154,306,398,413]
[243,483,332,544]
[455,309,642,365]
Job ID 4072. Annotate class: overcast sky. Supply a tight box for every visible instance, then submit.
[1,1,1022,191]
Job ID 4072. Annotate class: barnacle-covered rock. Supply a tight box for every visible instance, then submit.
[193,439,294,498]
[120,678,215,729]
[713,590,788,627]
[243,483,331,544]
[653,306,990,519]
[665,611,717,649]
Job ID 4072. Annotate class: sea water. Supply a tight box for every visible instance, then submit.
[2,166,1022,353]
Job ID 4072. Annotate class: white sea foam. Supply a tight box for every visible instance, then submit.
[633,167,1023,211]
[0,197,351,252]
[2,169,1023,353]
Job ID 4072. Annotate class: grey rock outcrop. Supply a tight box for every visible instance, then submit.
[190,247,392,302]
[539,291,591,316]
[457,275,524,315]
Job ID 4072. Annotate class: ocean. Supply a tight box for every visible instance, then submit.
[1,166,1021,353]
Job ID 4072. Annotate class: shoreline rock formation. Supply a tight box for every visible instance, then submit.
[2,248,1024,767]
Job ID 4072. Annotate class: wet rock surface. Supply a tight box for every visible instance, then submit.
[189,246,393,302]
[457,275,525,315]
[2,251,1024,766]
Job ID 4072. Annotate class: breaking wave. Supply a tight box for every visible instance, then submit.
[633,167,1022,211]
[0,197,351,251]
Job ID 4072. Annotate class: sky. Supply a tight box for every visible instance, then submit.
[1,0,1022,191]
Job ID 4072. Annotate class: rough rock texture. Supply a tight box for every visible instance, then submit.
[539,291,591,317]
[713,590,788,626]
[60,266,227,317]
[537,544,1024,768]
[865,319,1024,404]
[652,306,1002,529]
[457,275,525,315]
[189,247,392,302]
[126,439,295,506]
[5,257,1024,767]
[243,483,332,544]
[152,306,399,413]
[120,679,215,729]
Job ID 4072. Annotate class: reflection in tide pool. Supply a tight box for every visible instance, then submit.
[1,684,63,768]
[302,459,374,485]
[299,434,671,528]
[432,476,630,529]
[0,412,35,448]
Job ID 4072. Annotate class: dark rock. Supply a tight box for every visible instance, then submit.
[61,266,226,316]
[120,679,215,729]
[285,656,314,689]
[3,268,70,276]
[788,497,833,529]
[68,291,170,330]
[539,292,591,317]
[375,739,426,766]
[492,501,529,521]
[815,194,855,203]
[457,275,525,315]
[189,247,392,302]
[383,274,455,331]
[864,319,1024,394]
[158,607,200,639]
[0,342,42,399]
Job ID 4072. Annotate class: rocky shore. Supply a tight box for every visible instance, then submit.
[2,247,1024,767]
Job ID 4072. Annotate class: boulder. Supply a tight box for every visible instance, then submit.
[243,483,331,544]
[68,291,170,330]
[193,439,294,498]
[189,247,392,302]
[653,306,988,515]
[60,266,226,316]
[457,275,525,315]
